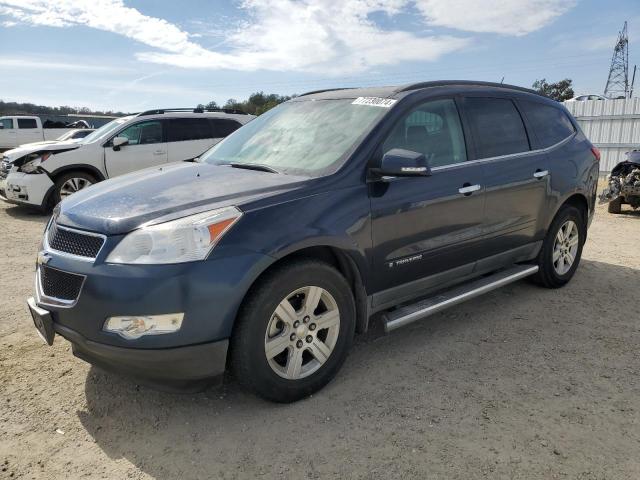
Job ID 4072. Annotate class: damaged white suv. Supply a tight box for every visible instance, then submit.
[1,108,253,211]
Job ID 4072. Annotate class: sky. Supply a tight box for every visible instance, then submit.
[0,0,639,113]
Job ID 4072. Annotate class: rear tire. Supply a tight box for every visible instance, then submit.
[608,197,622,214]
[53,171,97,205]
[230,260,355,403]
[532,205,585,288]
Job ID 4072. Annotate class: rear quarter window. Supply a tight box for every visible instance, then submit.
[520,100,575,148]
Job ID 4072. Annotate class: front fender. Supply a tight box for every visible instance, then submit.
[222,185,373,289]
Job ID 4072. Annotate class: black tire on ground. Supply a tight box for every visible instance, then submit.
[531,204,586,289]
[608,197,622,214]
[230,260,356,403]
[52,171,97,206]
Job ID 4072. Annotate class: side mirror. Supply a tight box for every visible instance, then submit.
[372,148,431,178]
[112,136,129,151]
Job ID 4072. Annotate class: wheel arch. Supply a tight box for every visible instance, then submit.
[237,245,371,336]
[49,164,106,183]
[41,165,106,211]
[548,192,590,234]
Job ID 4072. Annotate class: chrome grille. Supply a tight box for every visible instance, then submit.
[39,265,84,302]
[47,222,105,259]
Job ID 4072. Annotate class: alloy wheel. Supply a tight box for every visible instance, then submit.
[59,177,92,199]
[264,286,340,380]
[552,220,579,275]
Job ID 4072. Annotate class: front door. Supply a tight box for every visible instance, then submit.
[0,118,17,147]
[104,120,167,178]
[460,96,549,257]
[369,98,486,304]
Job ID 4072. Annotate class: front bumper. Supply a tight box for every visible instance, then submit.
[4,171,54,208]
[30,230,272,385]
[54,320,228,387]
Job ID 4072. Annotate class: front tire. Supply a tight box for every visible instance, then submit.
[230,260,355,403]
[532,205,585,288]
[53,171,97,205]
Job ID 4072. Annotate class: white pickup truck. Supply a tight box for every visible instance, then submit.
[0,116,85,150]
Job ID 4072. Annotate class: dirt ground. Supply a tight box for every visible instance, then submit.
[0,199,638,480]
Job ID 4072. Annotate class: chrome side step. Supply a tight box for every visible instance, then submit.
[382,264,539,332]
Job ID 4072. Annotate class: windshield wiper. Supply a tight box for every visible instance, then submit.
[223,162,280,174]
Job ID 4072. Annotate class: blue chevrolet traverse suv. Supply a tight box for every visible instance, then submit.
[28,81,600,402]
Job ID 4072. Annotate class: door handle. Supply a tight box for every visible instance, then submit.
[153,150,166,155]
[458,184,481,195]
[533,170,549,179]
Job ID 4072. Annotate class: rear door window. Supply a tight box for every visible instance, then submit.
[168,118,214,142]
[210,119,242,138]
[17,118,38,129]
[519,100,575,148]
[0,118,14,129]
[463,97,530,159]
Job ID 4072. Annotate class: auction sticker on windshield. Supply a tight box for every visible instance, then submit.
[352,97,397,108]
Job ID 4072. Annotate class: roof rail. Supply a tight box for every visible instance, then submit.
[396,80,543,96]
[298,87,358,97]
[138,107,249,117]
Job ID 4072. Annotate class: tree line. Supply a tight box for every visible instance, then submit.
[0,100,127,117]
[1,80,577,119]
[197,91,294,115]
[0,91,293,118]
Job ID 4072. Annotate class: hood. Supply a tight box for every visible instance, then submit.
[56,162,308,235]
[1,141,81,162]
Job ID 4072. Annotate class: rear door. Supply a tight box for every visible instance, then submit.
[16,118,42,144]
[460,96,549,258]
[166,118,216,162]
[369,97,486,304]
[518,99,579,224]
[104,120,167,178]
[166,117,243,161]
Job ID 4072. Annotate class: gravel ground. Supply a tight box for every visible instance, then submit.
[0,199,639,480]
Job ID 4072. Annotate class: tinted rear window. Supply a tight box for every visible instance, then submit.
[168,118,214,142]
[17,118,38,129]
[210,118,242,137]
[520,100,575,148]
[464,97,530,158]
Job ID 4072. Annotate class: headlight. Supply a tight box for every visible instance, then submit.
[20,153,51,173]
[106,206,242,264]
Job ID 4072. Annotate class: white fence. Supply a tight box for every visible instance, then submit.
[564,98,640,172]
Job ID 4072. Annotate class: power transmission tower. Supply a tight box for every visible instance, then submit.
[604,22,631,98]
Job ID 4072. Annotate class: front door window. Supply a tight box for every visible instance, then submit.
[381,99,467,168]
[117,121,163,145]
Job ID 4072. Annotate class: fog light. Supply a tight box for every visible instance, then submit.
[104,313,184,339]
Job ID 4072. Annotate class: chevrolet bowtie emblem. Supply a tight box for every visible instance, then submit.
[37,252,50,266]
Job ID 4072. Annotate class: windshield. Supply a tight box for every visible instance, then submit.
[79,116,133,145]
[200,99,389,176]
